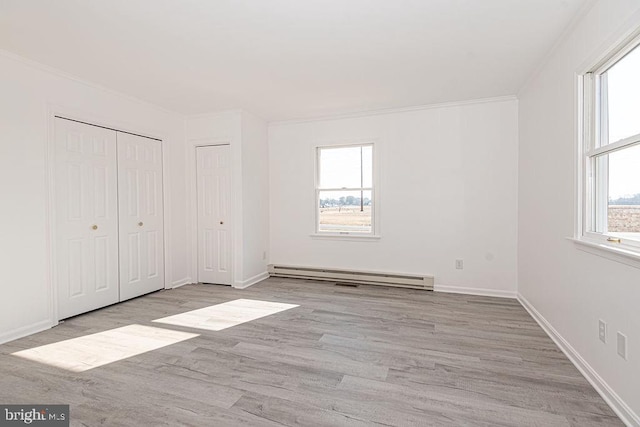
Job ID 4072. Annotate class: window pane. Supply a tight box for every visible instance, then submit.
[318,190,372,233]
[362,145,373,188]
[319,146,372,189]
[605,144,640,242]
[603,44,640,144]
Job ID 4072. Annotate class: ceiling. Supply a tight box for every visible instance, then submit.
[0,0,588,120]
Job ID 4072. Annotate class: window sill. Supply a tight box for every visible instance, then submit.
[568,237,640,269]
[310,233,381,242]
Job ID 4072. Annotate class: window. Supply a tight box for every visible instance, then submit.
[315,144,374,235]
[581,37,640,253]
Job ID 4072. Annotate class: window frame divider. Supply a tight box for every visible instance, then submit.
[586,134,640,157]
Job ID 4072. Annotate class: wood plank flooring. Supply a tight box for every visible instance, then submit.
[0,278,623,426]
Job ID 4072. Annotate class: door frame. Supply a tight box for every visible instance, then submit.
[45,104,172,325]
[188,140,236,286]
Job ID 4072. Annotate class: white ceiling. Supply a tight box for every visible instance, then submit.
[0,0,588,120]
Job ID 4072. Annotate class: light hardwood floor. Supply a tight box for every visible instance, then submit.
[0,278,623,426]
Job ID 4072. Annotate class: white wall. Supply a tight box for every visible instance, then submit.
[240,111,270,284]
[269,98,519,296]
[518,1,640,424]
[0,51,189,343]
[185,110,269,288]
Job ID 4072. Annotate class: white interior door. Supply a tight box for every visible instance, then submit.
[117,132,165,301]
[197,145,232,285]
[54,118,119,319]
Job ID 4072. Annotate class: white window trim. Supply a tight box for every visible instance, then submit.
[575,31,640,266]
[312,141,380,239]
[309,233,381,241]
[568,237,640,270]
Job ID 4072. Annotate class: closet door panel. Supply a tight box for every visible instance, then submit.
[55,118,119,319]
[117,132,164,301]
[196,145,232,285]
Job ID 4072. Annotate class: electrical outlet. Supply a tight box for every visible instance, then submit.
[617,332,627,360]
[455,259,463,270]
[598,319,607,343]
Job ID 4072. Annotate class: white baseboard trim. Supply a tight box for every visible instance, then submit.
[171,277,193,289]
[233,272,269,290]
[518,293,639,427]
[0,319,53,345]
[435,285,517,299]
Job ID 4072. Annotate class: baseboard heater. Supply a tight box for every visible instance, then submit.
[268,264,434,291]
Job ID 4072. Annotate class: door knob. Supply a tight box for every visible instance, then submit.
[138,222,144,227]
[91,224,98,230]
[220,221,224,225]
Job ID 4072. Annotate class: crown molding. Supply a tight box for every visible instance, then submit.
[0,49,185,118]
[269,95,518,126]
[517,0,598,98]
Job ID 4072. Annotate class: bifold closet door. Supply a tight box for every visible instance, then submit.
[117,132,165,301]
[196,145,232,285]
[54,118,119,319]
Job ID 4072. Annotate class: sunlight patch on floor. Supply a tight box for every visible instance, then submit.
[11,324,198,372]
[152,298,299,331]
